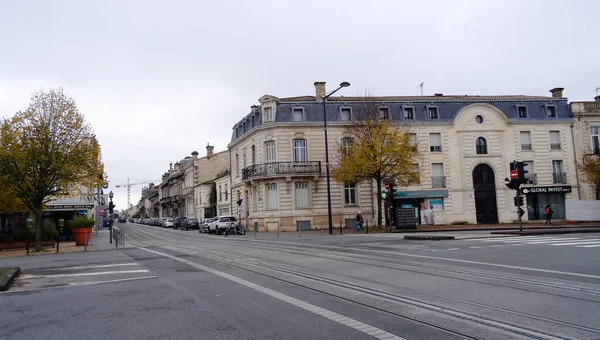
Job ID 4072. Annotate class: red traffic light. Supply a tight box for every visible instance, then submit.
[385,183,390,190]
[510,169,518,180]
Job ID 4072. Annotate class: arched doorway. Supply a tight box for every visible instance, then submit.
[472,164,498,224]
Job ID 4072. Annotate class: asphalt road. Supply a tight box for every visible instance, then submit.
[2,223,600,340]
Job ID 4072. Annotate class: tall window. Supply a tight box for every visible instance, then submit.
[379,107,389,120]
[295,182,309,208]
[476,137,487,154]
[429,133,442,152]
[344,184,357,205]
[342,138,353,154]
[266,183,278,209]
[293,139,307,162]
[517,106,528,118]
[591,127,599,154]
[546,105,557,118]
[552,160,564,183]
[292,108,304,121]
[251,145,256,165]
[428,107,439,120]
[243,152,246,169]
[265,141,276,163]
[340,108,351,121]
[403,107,414,120]
[520,131,532,151]
[431,163,445,188]
[219,185,222,202]
[549,131,561,150]
[523,161,535,184]
[265,107,273,121]
[224,184,228,200]
[235,154,239,177]
[410,133,417,147]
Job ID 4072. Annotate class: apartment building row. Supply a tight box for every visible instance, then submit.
[138,82,600,231]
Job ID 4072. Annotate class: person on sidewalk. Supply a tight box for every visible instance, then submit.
[355,211,364,232]
[544,205,554,224]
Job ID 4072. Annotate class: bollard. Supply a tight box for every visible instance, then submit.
[366,220,369,234]
[277,224,279,238]
[84,230,88,252]
[26,238,30,256]
[56,235,60,253]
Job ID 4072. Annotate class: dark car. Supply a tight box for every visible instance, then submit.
[181,218,199,231]
[174,216,186,229]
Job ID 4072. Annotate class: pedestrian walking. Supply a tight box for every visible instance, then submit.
[544,204,554,224]
[355,211,364,232]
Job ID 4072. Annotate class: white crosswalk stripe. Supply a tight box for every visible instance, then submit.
[462,236,600,249]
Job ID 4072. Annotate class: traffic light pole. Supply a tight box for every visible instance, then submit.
[516,189,523,232]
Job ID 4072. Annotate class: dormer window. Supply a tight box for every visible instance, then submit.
[265,107,273,121]
[403,107,414,120]
[379,107,389,120]
[517,105,528,118]
[292,107,304,122]
[340,107,351,121]
[428,106,439,120]
[546,105,557,118]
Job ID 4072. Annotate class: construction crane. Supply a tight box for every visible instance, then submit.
[114,178,160,208]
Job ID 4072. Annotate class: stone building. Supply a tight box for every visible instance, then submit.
[571,96,600,200]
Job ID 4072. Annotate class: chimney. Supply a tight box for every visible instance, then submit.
[169,162,173,172]
[206,143,214,157]
[251,105,258,112]
[434,93,443,97]
[191,151,198,159]
[314,82,326,100]
[549,87,564,98]
[595,96,600,102]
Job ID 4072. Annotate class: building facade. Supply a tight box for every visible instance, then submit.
[228,83,579,231]
[571,97,600,200]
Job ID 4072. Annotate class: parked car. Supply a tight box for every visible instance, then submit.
[208,215,242,234]
[181,218,199,231]
[174,216,186,229]
[164,218,175,228]
[199,218,216,233]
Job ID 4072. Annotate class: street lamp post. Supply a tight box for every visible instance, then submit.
[323,81,351,235]
[109,191,114,244]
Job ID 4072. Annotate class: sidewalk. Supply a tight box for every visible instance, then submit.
[0,228,123,259]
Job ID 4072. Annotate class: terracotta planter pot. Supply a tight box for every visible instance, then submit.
[71,228,93,246]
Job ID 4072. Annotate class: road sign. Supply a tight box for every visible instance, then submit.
[237,206,243,215]
[385,183,390,190]
[510,169,518,180]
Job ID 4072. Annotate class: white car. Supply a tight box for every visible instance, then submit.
[164,218,175,228]
[208,216,242,234]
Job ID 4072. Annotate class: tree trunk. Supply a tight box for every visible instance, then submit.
[34,208,42,251]
[376,179,382,227]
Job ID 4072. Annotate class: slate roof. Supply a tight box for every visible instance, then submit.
[279,95,559,102]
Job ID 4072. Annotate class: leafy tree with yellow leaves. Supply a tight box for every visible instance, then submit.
[331,99,420,227]
[579,155,600,200]
[0,88,104,250]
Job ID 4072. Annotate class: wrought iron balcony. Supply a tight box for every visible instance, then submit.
[525,173,538,185]
[431,176,446,188]
[553,172,567,184]
[550,143,561,150]
[242,161,321,180]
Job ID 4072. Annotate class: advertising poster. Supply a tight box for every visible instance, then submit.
[420,199,444,225]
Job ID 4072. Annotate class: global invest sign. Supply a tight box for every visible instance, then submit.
[520,186,571,194]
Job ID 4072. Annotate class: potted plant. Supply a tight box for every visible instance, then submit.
[68,216,94,246]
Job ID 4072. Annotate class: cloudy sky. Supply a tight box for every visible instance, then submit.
[1,0,599,210]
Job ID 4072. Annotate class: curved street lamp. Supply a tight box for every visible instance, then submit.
[322,81,351,235]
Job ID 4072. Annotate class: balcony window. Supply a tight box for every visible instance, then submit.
[295,182,309,208]
[517,106,528,118]
[431,163,445,188]
[403,107,414,120]
[266,183,279,209]
[340,108,351,121]
[292,108,304,122]
[520,131,532,151]
[341,138,353,154]
[265,107,273,121]
[293,139,307,162]
[552,160,565,184]
[379,107,389,120]
[591,127,600,154]
[344,184,357,205]
[235,154,239,177]
[476,137,487,154]
[265,141,276,163]
[225,184,228,200]
[219,185,222,202]
[429,133,442,152]
[549,131,561,150]
[428,106,439,120]
[251,145,256,165]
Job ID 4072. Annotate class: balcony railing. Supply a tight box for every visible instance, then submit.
[431,176,446,188]
[525,173,537,185]
[521,143,532,151]
[242,161,321,180]
[553,172,567,184]
[550,143,561,150]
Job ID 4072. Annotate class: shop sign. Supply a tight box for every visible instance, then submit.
[520,186,571,194]
[394,190,449,199]
[46,204,94,210]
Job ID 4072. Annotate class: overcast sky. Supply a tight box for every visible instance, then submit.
[1,0,599,211]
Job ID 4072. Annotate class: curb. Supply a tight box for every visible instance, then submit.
[490,228,600,236]
[404,235,455,241]
[0,267,21,292]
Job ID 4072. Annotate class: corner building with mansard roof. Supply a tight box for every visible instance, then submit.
[228,83,578,231]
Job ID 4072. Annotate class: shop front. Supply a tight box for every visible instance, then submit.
[393,190,448,226]
[521,186,571,220]
[45,198,96,240]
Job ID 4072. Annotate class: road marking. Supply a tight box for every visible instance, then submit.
[23,269,149,278]
[548,240,600,246]
[41,263,139,271]
[1,276,157,294]
[241,239,600,279]
[137,246,406,340]
[467,246,481,249]
[577,244,600,248]
[445,248,460,251]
